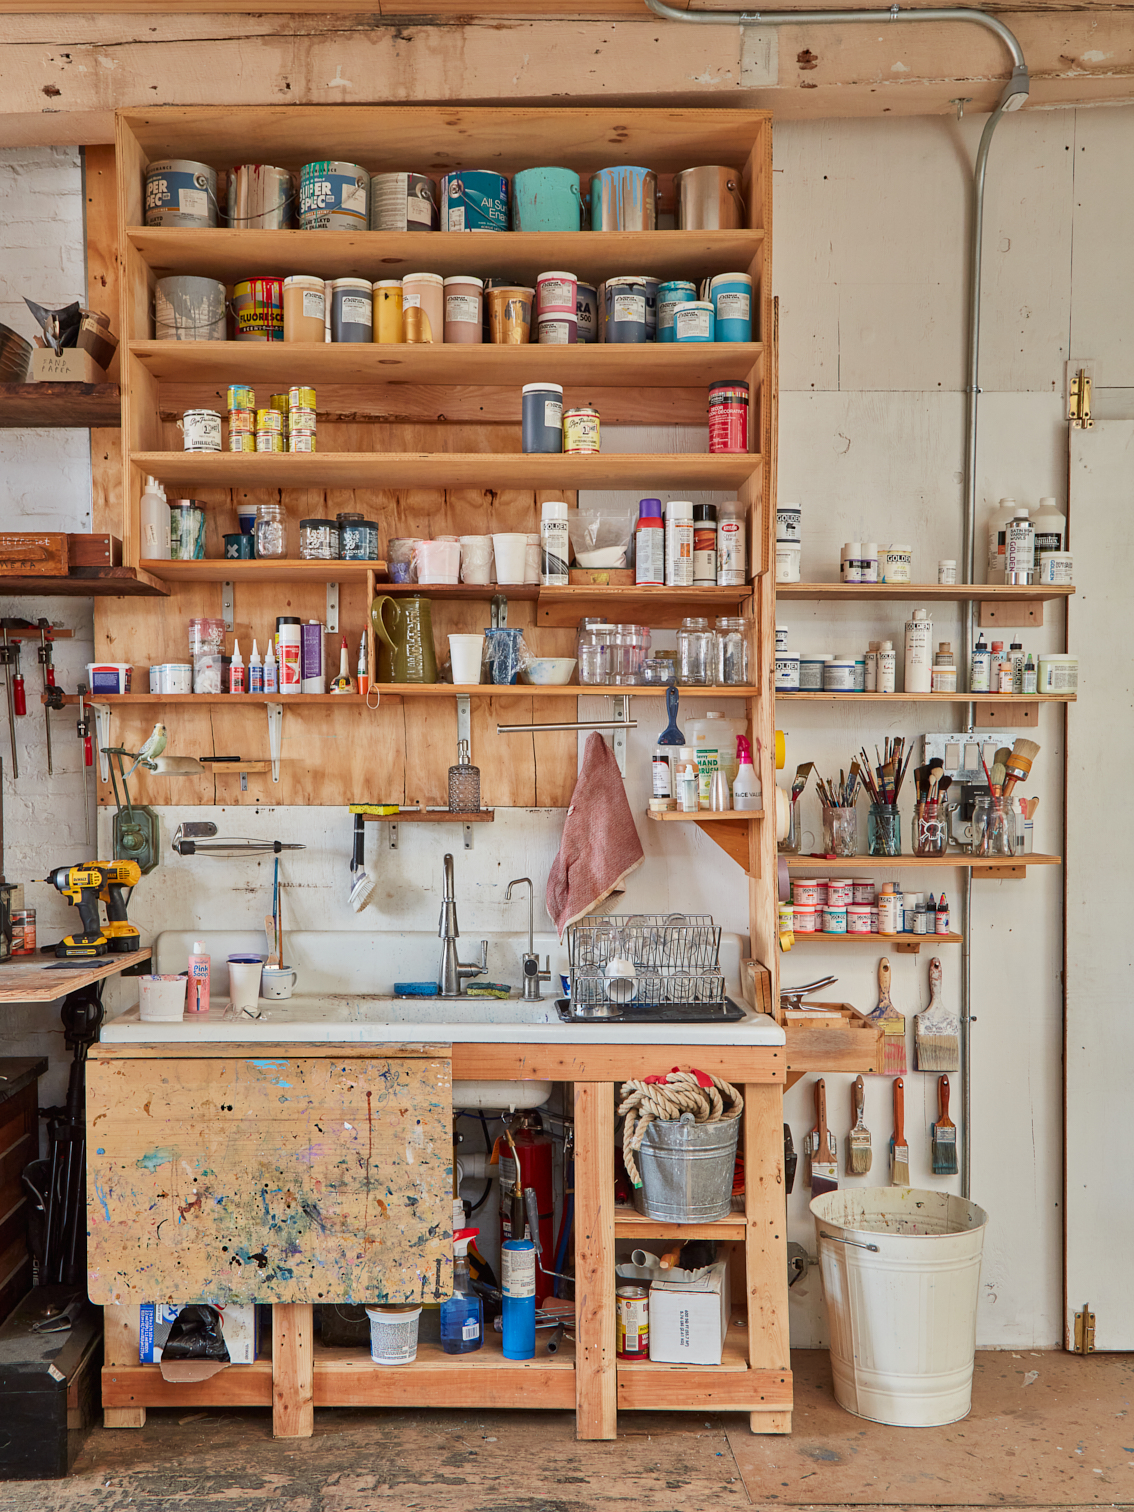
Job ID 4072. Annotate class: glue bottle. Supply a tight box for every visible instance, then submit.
[248,639,264,694]
[440,1227,483,1355]
[263,636,278,694]
[228,638,245,694]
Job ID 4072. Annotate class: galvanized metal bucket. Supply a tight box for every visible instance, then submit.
[633,1113,740,1224]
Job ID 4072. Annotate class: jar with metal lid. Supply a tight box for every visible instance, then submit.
[715,616,749,686]
[677,617,715,686]
[300,518,339,560]
[339,517,368,561]
[255,502,287,559]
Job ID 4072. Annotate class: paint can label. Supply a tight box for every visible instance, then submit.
[181,410,221,451]
[341,293,372,327]
[445,293,479,325]
[708,383,749,453]
[613,293,646,324]
[299,163,369,229]
[563,408,600,454]
[537,319,574,345]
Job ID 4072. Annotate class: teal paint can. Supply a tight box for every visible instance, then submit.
[657,281,697,344]
[512,167,583,231]
[710,272,754,342]
[441,171,509,232]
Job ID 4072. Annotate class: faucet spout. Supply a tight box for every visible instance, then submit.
[437,852,488,998]
[506,875,552,1002]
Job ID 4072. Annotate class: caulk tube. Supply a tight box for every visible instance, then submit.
[501,1238,537,1359]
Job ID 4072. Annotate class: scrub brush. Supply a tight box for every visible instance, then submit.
[348,813,376,912]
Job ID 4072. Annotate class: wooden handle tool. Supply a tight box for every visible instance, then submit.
[891,1076,910,1186]
[931,1073,959,1175]
[811,1078,839,1195]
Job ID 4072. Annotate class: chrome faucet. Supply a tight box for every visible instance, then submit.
[437,852,488,998]
[505,876,552,1001]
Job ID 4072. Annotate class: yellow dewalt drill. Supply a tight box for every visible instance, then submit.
[44,861,142,957]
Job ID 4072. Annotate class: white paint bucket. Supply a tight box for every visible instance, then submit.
[155,277,226,342]
[139,975,187,1022]
[810,1187,988,1426]
[365,1305,422,1364]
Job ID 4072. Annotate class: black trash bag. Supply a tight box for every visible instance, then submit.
[161,1305,230,1363]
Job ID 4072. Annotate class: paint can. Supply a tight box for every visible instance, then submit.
[283,276,326,342]
[674,300,715,344]
[154,276,226,342]
[590,167,657,231]
[369,172,439,232]
[441,171,509,233]
[673,165,745,230]
[180,409,221,452]
[709,272,754,342]
[563,406,600,454]
[298,161,370,230]
[232,276,284,342]
[229,433,256,453]
[227,384,256,411]
[227,164,295,229]
[256,408,284,434]
[536,271,578,319]
[443,275,484,344]
[486,286,533,345]
[289,407,316,431]
[256,432,285,453]
[708,380,749,453]
[144,159,218,228]
[657,281,696,344]
[228,407,255,434]
[289,430,317,453]
[603,276,648,344]
[575,283,599,344]
[536,315,577,345]
[372,280,404,344]
[402,272,445,344]
[329,277,374,342]
[512,167,584,231]
[616,1286,648,1361]
[288,385,317,412]
[521,383,563,455]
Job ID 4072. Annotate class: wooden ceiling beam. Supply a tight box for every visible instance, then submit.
[0,13,1130,145]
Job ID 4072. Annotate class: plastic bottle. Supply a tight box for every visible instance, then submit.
[501,1237,536,1360]
[936,893,950,934]
[330,635,354,694]
[228,638,245,694]
[187,940,210,1014]
[990,640,1005,691]
[634,498,665,586]
[263,637,278,694]
[140,476,171,560]
[665,499,693,587]
[1009,640,1025,693]
[1032,496,1066,556]
[1004,509,1035,584]
[540,499,569,587]
[732,735,762,811]
[674,747,700,812]
[692,503,717,585]
[689,711,746,807]
[1022,654,1037,695]
[278,617,301,695]
[971,634,991,693]
[864,640,880,692]
[440,1227,483,1355]
[987,496,1019,582]
[248,639,264,694]
[904,609,932,693]
[716,500,746,586]
[926,894,937,932]
[878,640,896,694]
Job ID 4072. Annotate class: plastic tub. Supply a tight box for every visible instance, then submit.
[810,1187,988,1426]
[1038,653,1078,692]
[87,663,132,695]
[365,1305,422,1364]
[139,975,187,1022]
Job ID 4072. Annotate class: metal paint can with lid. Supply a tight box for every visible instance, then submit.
[180,409,222,452]
[298,161,369,230]
[145,159,218,228]
[575,283,599,344]
[603,276,648,344]
[657,281,697,343]
[288,386,317,412]
[616,1285,648,1360]
[227,164,295,229]
[441,171,509,232]
[369,172,438,232]
[232,277,284,342]
[563,406,600,454]
[708,380,749,454]
[227,384,256,411]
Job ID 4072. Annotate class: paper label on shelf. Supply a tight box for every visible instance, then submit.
[445,293,480,325]
[613,293,646,324]
[341,181,366,214]
[716,290,751,323]
[303,290,325,321]
[341,294,372,327]
[544,399,563,429]
[502,1245,536,1299]
[178,187,209,218]
[678,308,712,340]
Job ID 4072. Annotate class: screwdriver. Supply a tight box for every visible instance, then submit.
[0,628,18,778]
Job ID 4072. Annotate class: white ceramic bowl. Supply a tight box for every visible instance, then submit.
[521,657,577,686]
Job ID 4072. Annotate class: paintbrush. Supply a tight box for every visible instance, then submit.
[1003,737,1040,797]
[890,1077,910,1186]
[265,913,279,968]
[846,1075,872,1175]
[914,956,959,1072]
[810,1079,839,1196]
[866,956,906,1075]
[931,1074,959,1176]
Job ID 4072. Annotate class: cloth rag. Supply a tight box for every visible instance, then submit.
[546,732,644,937]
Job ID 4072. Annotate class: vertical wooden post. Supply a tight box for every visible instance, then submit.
[745,1081,792,1434]
[102,1304,145,1428]
[573,1081,616,1440]
[272,1303,314,1438]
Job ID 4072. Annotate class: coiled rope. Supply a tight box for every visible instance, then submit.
[618,1070,744,1188]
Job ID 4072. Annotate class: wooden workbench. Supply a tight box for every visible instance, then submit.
[0,949,151,1002]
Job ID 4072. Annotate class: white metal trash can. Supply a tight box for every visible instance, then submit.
[809,1187,988,1427]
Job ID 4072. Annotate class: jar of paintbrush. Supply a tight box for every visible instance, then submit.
[821,805,858,858]
[867,803,901,857]
[913,801,947,856]
[972,792,1016,856]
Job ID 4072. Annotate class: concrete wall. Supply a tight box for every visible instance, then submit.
[2,107,1131,1347]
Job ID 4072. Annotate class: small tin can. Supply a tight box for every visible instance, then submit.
[708,380,749,454]
[228,407,255,434]
[227,384,256,411]
[563,406,600,454]
[300,518,339,559]
[289,430,317,453]
[289,385,316,412]
[289,407,317,431]
[181,408,222,452]
[256,431,285,453]
[616,1285,649,1361]
[11,909,35,955]
[229,433,256,452]
[255,407,284,434]
[270,392,290,413]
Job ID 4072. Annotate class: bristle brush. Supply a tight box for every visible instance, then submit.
[1003,738,1040,796]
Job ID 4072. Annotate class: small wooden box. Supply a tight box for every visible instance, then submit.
[0,534,68,577]
[67,533,122,568]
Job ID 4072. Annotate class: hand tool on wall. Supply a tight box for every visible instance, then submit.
[915,956,959,1072]
[891,1077,910,1186]
[931,1074,958,1176]
[809,1078,839,1196]
[867,957,907,1075]
[847,1075,872,1175]
[0,627,19,778]
[171,824,305,858]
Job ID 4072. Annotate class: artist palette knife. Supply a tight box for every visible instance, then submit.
[809,1078,839,1197]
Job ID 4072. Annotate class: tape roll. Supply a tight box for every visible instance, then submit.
[775,729,786,770]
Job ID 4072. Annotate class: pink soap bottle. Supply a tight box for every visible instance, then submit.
[187,940,210,1014]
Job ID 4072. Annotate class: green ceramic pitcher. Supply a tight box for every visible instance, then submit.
[370,594,437,684]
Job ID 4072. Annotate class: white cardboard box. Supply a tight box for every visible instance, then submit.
[31,348,107,384]
[648,1259,729,1365]
[139,1303,258,1364]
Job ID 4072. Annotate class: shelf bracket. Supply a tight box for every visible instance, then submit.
[611,695,628,777]
[266,703,282,783]
[463,821,474,851]
[222,580,235,633]
[388,822,398,851]
[90,701,112,783]
[326,582,339,634]
[456,694,471,763]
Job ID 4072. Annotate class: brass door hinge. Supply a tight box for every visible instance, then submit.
[1068,366,1093,429]
[1074,1304,1095,1354]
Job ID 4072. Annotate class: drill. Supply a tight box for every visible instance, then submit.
[99,860,141,953]
[44,862,142,958]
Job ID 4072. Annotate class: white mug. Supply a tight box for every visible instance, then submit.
[227,958,264,1011]
[260,965,297,1000]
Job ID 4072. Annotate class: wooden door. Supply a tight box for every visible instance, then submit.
[87,1049,453,1306]
[1065,421,1134,1349]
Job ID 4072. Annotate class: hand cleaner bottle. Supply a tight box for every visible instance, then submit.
[440,1227,483,1354]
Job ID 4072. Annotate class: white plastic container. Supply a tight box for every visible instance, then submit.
[986,497,1018,582]
[139,975,187,1022]
[881,545,912,584]
[1037,551,1073,584]
[827,878,853,907]
[776,542,801,583]
[774,651,800,692]
[847,904,872,934]
[824,654,856,693]
[1032,495,1066,557]
[799,653,831,692]
[776,502,802,542]
[877,641,896,694]
[365,1305,422,1364]
[810,1187,988,1427]
[688,711,747,803]
[87,663,132,695]
[841,542,862,585]
[1038,653,1079,693]
[904,610,932,694]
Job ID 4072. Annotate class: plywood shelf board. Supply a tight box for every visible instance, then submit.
[0,567,167,598]
[776,582,1074,602]
[792,931,963,951]
[646,810,764,822]
[139,558,379,584]
[0,382,121,428]
[52,686,759,706]
[0,949,152,1003]
[356,809,494,822]
[778,691,1075,703]
[785,854,1061,869]
[613,1206,746,1240]
[538,584,754,629]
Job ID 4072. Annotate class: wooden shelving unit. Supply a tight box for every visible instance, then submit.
[613,1205,746,1241]
[0,381,121,428]
[791,931,963,954]
[0,566,167,598]
[785,853,1060,871]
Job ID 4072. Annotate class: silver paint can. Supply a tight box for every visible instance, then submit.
[673,166,746,230]
[154,276,226,342]
[369,172,438,232]
[227,164,295,229]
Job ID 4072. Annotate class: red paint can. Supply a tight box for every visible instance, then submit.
[708,380,749,454]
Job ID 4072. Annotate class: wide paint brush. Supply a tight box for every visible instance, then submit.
[890,1077,910,1186]
[915,956,959,1072]
[931,1074,959,1176]
[846,1075,872,1175]
[1003,737,1040,797]
[866,956,906,1075]
[810,1079,839,1196]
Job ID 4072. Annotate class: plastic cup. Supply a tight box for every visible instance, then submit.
[524,533,541,585]
[449,633,485,685]
[138,975,187,1022]
[227,956,264,1011]
[416,538,460,584]
[459,535,493,584]
[492,532,529,584]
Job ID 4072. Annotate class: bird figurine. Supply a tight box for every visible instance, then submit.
[123,723,168,778]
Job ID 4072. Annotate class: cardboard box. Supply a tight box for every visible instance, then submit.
[139,1303,258,1365]
[31,348,107,384]
[648,1259,730,1365]
[76,310,118,371]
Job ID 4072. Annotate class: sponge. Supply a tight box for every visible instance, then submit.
[394,982,438,997]
[465,982,511,999]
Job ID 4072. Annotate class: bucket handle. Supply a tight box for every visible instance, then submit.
[820,1231,879,1253]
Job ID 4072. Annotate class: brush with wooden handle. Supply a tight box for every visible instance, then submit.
[915,956,959,1072]
[1003,738,1040,798]
[931,1074,958,1175]
[846,1075,872,1175]
[891,1077,909,1186]
[811,1078,839,1196]
[867,957,906,1075]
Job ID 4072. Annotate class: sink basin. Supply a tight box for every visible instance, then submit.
[345,995,560,1026]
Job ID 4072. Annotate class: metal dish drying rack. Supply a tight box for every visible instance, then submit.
[566,914,726,1015]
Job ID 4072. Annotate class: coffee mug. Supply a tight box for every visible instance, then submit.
[260,965,297,1000]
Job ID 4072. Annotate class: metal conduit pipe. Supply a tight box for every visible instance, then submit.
[646,0,1031,1198]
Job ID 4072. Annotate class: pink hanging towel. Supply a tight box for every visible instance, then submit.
[546,732,644,938]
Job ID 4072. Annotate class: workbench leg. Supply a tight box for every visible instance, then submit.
[744,1082,792,1435]
[272,1303,314,1438]
[102,1304,144,1428]
[574,1081,616,1441]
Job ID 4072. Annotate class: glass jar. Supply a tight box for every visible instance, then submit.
[188,616,225,658]
[973,793,1016,857]
[822,805,858,858]
[914,800,947,856]
[299,517,338,560]
[867,803,901,857]
[364,521,381,560]
[677,617,715,686]
[578,643,608,685]
[339,518,368,561]
[642,656,676,685]
[715,616,749,686]
[255,502,287,559]
[778,799,803,854]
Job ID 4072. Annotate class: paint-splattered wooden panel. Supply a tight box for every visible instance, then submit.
[86,1053,452,1306]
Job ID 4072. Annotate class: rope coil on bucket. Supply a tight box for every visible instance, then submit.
[618,1069,743,1188]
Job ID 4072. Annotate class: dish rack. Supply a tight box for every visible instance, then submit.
[567,913,725,1009]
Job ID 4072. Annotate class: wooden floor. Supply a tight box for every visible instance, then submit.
[10,1350,1132,1508]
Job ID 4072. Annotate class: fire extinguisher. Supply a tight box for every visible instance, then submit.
[499,1111,555,1299]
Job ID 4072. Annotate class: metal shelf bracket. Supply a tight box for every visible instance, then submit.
[266,703,282,782]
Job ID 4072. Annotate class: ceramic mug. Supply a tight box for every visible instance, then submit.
[260,965,297,1000]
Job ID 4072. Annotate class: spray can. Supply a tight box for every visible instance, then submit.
[665,500,693,587]
[187,940,211,1014]
[878,640,896,695]
[501,1239,536,1359]
[635,498,665,586]
[692,503,717,585]
[540,500,569,587]
[904,609,932,694]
